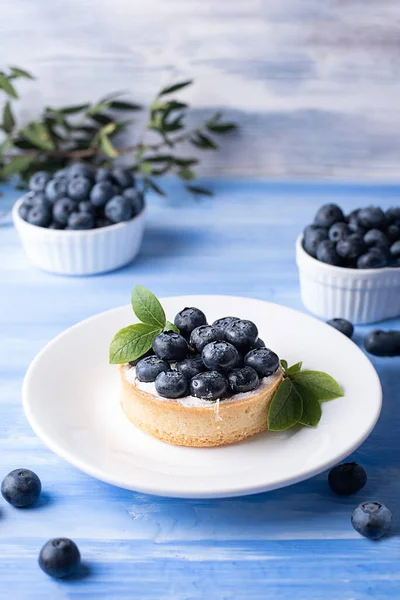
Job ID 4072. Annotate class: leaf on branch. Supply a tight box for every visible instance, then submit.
[0,74,18,99]
[89,113,114,125]
[3,101,15,133]
[9,66,34,80]
[139,162,153,174]
[173,157,199,167]
[20,122,55,151]
[185,184,213,197]
[145,178,166,196]
[109,100,142,111]
[206,122,237,134]
[178,167,195,181]
[158,80,193,96]
[87,102,111,116]
[100,134,118,158]
[190,132,217,150]
[162,115,184,132]
[2,154,36,176]
[59,103,90,115]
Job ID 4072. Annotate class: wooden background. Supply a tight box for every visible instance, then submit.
[2,0,400,179]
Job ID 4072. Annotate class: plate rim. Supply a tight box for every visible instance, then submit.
[22,295,383,498]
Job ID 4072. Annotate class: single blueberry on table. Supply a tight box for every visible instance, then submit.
[26,206,52,228]
[53,198,78,226]
[390,240,400,258]
[357,248,388,269]
[1,468,41,507]
[351,502,392,540]
[303,227,328,258]
[104,195,133,223]
[228,366,259,394]
[29,171,51,193]
[112,168,135,189]
[123,188,145,216]
[364,330,400,356]
[190,325,221,353]
[174,307,207,339]
[328,462,366,495]
[66,212,94,230]
[39,538,81,578]
[136,355,169,382]
[45,178,68,203]
[95,167,112,183]
[224,319,258,351]
[364,229,390,248]
[329,222,350,243]
[152,331,188,361]
[244,347,280,378]
[326,318,354,339]
[190,371,229,401]
[202,341,239,371]
[155,370,188,399]
[387,223,400,242]
[177,355,206,380]
[90,181,115,207]
[212,316,240,338]
[314,204,344,229]
[316,240,341,266]
[357,206,386,230]
[336,236,366,261]
[67,176,92,202]
[78,200,96,216]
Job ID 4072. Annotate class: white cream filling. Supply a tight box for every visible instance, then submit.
[124,364,281,408]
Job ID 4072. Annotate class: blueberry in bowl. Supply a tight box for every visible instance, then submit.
[13,164,146,275]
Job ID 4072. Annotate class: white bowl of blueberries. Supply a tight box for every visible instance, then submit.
[12,163,146,275]
[297,204,400,324]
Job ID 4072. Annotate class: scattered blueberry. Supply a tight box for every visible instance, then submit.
[112,168,135,189]
[212,316,240,338]
[357,248,388,269]
[329,222,350,243]
[228,366,259,394]
[53,198,78,226]
[174,307,207,339]
[123,188,145,216]
[326,318,354,339]
[26,206,52,228]
[202,341,239,371]
[66,212,94,230]
[39,538,81,578]
[67,176,92,201]
[303,227,328,258]
[190,325,221,353]
[90,181,115,207]
[224,319,258,351]
[351,502,392,540]
[1,469,41,507]
[45,178,68,203]
[390,240,400,259]
[155,370,188,399]
[29,171,51,193]
[364,229,390,248]
[364,330,400,356]
[328,462,367,495]
[152,331,188,361]
[177,355,206,380]
[104,195,133,223]
[190,371,228,401]
[357,206,386,230]
[316,240,341,266]
[314,204,344,229]
[136,355,169,382]
[244,348,280,378]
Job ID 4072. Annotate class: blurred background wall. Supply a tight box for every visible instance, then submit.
[1,0,400,179]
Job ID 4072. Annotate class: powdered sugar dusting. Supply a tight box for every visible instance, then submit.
[123,364,281,408]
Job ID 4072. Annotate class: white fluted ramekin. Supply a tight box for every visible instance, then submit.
[296,235,400,324]
[12,197,146,276]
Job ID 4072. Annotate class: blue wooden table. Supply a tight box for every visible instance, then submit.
[1,179,399,599]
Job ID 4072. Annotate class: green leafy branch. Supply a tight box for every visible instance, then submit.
[0,68,237,197]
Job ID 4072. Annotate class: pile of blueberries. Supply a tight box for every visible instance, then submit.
[18,164,144,230]
[131,308,280,401]
[303,204,400,268]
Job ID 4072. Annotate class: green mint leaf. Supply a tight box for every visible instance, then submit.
[164,321,179,333]
[10,66,34,79]
[290,371,343,402]
[0,74,18,98]
[3,101,15,133]
[286,361,303,375]
[109,323,161,364]
[293,383,322,427]
[131,285,166,328]
[158,80,193,96]
[268,378,303,431]
[280,359,288,371]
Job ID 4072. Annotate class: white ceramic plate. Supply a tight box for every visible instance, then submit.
[23,296,382,499]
